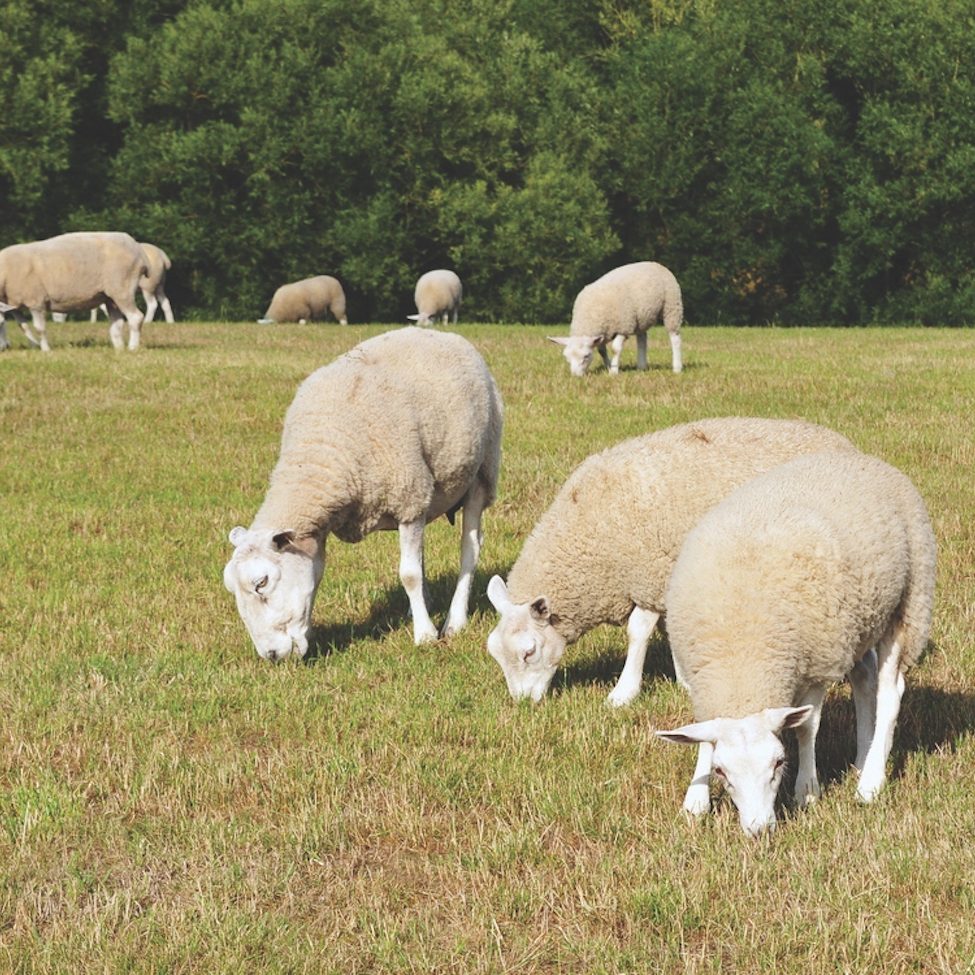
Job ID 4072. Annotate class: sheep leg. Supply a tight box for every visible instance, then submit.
[669,331,683,373]
[793,685,826,806]
[0,319,8,351]
[441,481,487,638]
[607,606,660,707]
[636,330,648,370]
[106,302,126,350]
[849,647,878,770]
[856,635,904,802]
[398,520,439,645]
[597,343,611,370]
[608,334,626,374]
[159,291,176,324]
[28,309,51,352]
[142,287,159,325]
[682,742,714,817]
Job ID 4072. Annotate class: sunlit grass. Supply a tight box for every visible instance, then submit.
[1,320,974,973]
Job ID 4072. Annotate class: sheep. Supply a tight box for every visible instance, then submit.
[549,261,683,376]
[224,326,503,659]
[90,242,176,325]
[486,417,857,708]
[408,269,462,326]
[0,231,147,351]
[656,450,936,836]
[257,275,348,325]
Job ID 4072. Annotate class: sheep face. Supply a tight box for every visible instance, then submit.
[486,576,567,702]
[547,335,599,377]
[223,526,324,662]
[657,706,813,837]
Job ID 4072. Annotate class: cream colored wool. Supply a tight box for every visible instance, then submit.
[262,275,347,324]
[411,269,462,326]
[506,417,856,643]
[253,327,502,542]
[0,231,147,350]
[664,450,936,722]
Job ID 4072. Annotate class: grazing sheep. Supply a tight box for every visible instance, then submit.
[408,269,462,326]
[90,242,175,325]
[257,275,348,325]
[486,418,857,707]
[549,261,683,376]
[224,327,503,659]
[657,450,936,836]
[0,231,148,351]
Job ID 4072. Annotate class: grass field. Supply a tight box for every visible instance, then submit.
[1,321,974,974]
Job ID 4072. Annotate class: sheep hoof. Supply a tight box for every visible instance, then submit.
[606,685,638,708]
[413,624,439,645]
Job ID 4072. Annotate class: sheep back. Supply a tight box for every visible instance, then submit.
[253,327,502,542]
[570,261,682,341]
[0,232,146,313]
[264,275,347,323]
[665,450,937,721]
[505,417,856,642]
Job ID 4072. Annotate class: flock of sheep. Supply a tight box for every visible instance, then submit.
[0,229,937,837]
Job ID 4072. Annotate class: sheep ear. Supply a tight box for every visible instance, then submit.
[529,596,551,623]
[486,575,512,614]
[229,526,248,547]
[656,719,723,746]
[547,336,571,347]
[271,530,297,551]
[766,705,814,732]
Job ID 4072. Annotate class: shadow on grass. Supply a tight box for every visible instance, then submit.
[553,631,676,697]
[304,563,510,663]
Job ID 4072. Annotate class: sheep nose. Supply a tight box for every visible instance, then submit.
[266,649,278,663]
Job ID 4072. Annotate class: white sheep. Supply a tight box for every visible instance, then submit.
[656,450,936,836]
[224,326,503,659]
[257,275,348,325]
[549,261,683,376]
[90,242,175,325]
[486,417,857,707]
[408,269,462,326]
[0,231,148,351]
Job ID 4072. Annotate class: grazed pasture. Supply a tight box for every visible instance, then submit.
[1,322,973,973]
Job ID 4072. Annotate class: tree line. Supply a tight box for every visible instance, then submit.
[2,0,973,324]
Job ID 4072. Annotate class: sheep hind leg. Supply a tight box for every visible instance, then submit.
[856,635,905,802]
[398,519,439,645]
[669,329,683,373]
[636,330,648,370]
[849,648,878,771]
[160,292,175,324]
[106,301,126,350]
[142,287,159,325]
[441,481,487,638]
[793,685,826,806]
[607,606,659,707]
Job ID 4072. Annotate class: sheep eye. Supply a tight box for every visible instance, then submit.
[713,766,726,780]
[774,757,786,771]
[254,576,269,594]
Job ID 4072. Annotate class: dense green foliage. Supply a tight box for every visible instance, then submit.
[2,0,974,323]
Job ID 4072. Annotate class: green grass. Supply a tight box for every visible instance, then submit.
[1,320,974,974]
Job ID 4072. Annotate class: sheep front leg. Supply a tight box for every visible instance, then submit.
[442,482,487,638]
[793,685,826,806]
[0,319,8,351]
[607,606,659,707]
[857,635,904,802]
[398,520,438,644]
[29,309,50,352]
[635,330,648,371]
[849,648,878,770]
[608,334,626,374]
[682,742,714,817]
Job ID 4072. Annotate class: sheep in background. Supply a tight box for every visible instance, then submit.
[91,242,175,325]
[224,327,503,659]
[408,269,462,326]
[257,275,347,325]
[486,418,857,707]
[657,450,936,836]
[0,231,147,351]
[549,262,683,376]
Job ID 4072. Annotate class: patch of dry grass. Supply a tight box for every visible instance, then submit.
[1,321,974,973]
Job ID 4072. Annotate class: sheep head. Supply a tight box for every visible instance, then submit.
[656,706,813,837]
[223,526,324,662]
[485,575,567,703]
[547,335,600,377]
